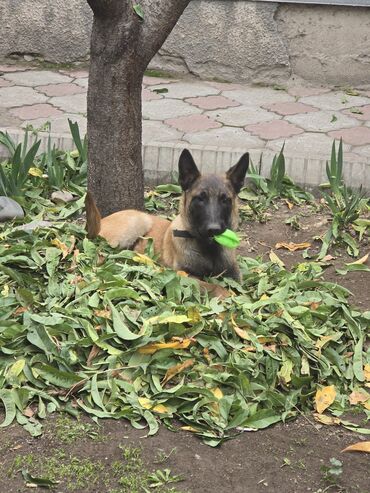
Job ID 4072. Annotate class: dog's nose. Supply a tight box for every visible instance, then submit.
[207,225,224,237]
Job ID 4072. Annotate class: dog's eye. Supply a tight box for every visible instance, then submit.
[196,192,207,202]
[220,194,231,204]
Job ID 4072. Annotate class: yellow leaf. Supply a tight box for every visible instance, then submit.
[211,387,223,400]
[349,390,370,406]
[152,404,169,414]
[315,385,336,414]
[269,250,285,267]
[364,400,370,411]
[364,364,370,382]
[138,397,153,409]
[275,242,311,252]
[346,253,369,265]
[162,359,195,385]
[315,335,336,353]
[260,294,269,301]
[132,253,155,267]
[28,167,43,177]
[51,238,69,259]
[7,359,25,379]
[176,270,188,277]
[342,441,370,454]
[187,307,201,323]
[313,413,341,426]
[94,309,111,319]
[180,426,198,432]
[138,338,193,355]
[230,314,251,340]
[277,358,293,384]
[284,199,294,210]
[1,284,9,296]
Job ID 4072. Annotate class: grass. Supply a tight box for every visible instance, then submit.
[8,443,187,493]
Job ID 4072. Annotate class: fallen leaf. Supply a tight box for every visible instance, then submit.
[28,167,43,177]
[51,238,69,259]
[180,426,198,432]
[275,242,311,252]
[365,364,370,382]
[132,253,156,267]
[315,385,336,414]
[86,345,101,366]
[162,359,195,385]
[342,441,370,454]
[23,407,35,418]
[284,199,294,210]
[313,413,341,426]
[346,253,369,265]
[138,397,169,414]
[211,387,223,400]
[94,309,111,319]
[269,250,285,267]
[177,270,188,277]
[13,306,28,316]
[322,254,336,262]
[139,339,193,355]
[310,302,321,310]
[349,390,370,406]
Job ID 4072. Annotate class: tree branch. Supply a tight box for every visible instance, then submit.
[138,0,191,65]
[87,0,126,18]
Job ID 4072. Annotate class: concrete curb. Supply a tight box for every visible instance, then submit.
[1,127,369,190]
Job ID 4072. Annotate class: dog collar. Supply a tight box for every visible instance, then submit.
[173,229,194,239]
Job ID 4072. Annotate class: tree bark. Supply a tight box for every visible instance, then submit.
[87,0,190,217]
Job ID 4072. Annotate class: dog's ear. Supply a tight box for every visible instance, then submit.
[226,153,249,194]
[178,149,201,191]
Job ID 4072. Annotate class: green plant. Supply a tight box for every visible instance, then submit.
[318,140,368,258]
[148,469,184,488]
[0,129,41,196]
[39,133,65,189]
[243,147,313,211]
[321,458,343,485]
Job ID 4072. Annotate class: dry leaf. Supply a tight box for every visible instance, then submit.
[180,426,198,432]
[86,345,101,366]
[138,397,169,413]
[313,413,341,426]
[349,390,370,405]
[13,306,28,316]
[176,270,188,277]
[211,387,223,400]
[132,253,156,267]
[231,315,251,340]
[275,241,311,252]
[162,359,195,385]
[364,364,370,382]
[342,441,370,454]
[94,309,111,319]
[51,238,69,259]
[284,199,294,210]
[346,253,369,266]
[269,250,285,267]
[310,302,321,310]
[322,254,336,262]
[23,407,35,418]
[315,385,336,414]
[138,338,193,355]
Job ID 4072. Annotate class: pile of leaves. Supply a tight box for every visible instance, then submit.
[1,219,369,446]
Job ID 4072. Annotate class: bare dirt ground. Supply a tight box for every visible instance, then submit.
[0,201,369,493]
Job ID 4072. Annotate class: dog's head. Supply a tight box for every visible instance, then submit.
[178,149,249,241]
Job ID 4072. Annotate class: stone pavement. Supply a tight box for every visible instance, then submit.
[1,64,370,189]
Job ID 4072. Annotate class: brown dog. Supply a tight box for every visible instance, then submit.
[86,149,249,293]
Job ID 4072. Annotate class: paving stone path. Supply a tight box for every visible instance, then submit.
[1,63,370,188]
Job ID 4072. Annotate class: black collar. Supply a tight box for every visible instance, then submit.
[173,229,194,239]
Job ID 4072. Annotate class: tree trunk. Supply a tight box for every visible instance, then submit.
[86,0,191,217]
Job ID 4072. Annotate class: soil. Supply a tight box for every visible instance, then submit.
[1,201,369,493]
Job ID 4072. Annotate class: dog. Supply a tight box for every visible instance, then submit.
[85,149,249,295]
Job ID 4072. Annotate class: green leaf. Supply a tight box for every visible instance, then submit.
[35,364,84,389]
[21,470,58,488]
[133,3,144,19]
[0,389,16,427]
[241,410,282,430]
[214,229,240,249]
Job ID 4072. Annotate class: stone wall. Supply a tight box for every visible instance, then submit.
[1,0,370,86]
